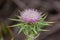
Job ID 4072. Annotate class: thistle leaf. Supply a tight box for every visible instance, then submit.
[10,23,24,27]
[40,29,49,31]
[18,27,25,34]
[41,13,47,17]
[17,16,21,19]
[40,15,47,22]
[37,22,49,28]
[32,26,37,34]
[9,18,23,22]
[46,22,55,24]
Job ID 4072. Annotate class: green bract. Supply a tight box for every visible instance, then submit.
[10,13,53,40]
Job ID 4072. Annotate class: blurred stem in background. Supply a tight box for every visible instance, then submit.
[0,22,14,40]
[0,23,4,40]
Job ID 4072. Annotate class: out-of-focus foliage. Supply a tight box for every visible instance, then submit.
[0,22,14,40]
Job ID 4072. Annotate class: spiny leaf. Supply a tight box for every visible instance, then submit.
[36,25,40,31]
[37,22,50,27]
[32,26,37,34]
[40,15,47,22]
[41,13,47,17]
[17,16,21,19]
[46,22,55,24]
[10,23,24,27]
[18,27,25,34]
[34,33,40,39]
[8,18,23,22]
[40,29,49,31]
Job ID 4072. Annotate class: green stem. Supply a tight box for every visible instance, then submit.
[26,35,35,40]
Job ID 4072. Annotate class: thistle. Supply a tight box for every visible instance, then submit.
[20,9,41,23]
[10,9,53,40]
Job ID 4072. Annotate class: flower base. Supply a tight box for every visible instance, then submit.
[26,35,35,40]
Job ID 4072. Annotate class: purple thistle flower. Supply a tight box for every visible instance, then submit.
[20,9,41,23]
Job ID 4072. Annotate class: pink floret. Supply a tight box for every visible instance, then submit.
[20,9,41,23]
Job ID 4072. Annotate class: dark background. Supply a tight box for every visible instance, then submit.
[0,0,60,40]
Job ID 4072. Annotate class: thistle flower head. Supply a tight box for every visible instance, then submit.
[20,9,41,23]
